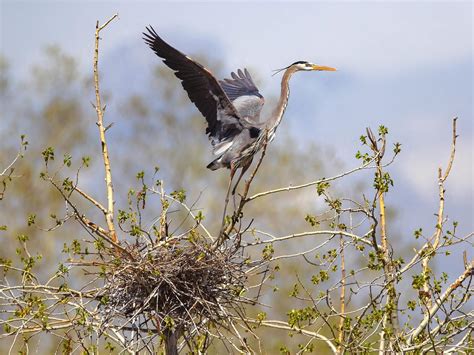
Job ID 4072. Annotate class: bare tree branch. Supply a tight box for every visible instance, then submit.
[93,14,119,243]
[421,117,458,308]
[246,155,379,202]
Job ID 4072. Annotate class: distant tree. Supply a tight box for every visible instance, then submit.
[1,15,472,354]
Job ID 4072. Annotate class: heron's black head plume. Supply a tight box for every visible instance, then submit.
[291,60,309,65]
[272,61,309,76]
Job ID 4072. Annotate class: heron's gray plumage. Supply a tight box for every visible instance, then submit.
[143,26,335,187]
[220,69,264,125]
[143,26,265,171]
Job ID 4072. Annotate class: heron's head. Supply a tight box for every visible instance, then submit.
[291,61,337,72]
[272,61,336,76]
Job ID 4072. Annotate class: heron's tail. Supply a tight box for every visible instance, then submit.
[206,157,222,170]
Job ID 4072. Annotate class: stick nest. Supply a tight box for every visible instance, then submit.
[98,238,248,333]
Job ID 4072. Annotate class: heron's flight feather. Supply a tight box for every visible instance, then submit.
[219,69,265,125]
[220,69,262,101]
[143,26,242,142]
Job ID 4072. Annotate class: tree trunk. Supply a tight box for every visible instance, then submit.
[164,329,180,355]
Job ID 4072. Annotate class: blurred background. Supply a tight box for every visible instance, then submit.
[1,1,472,352]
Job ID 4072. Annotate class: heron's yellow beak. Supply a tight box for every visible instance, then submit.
[311,65,337,71]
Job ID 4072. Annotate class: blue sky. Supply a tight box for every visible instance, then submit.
[1,1,472,238]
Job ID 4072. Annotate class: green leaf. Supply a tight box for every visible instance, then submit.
[378,125,388,136]
[304,214,319,227]
[27,214,36,226]
[63,153,72,167]
[81,156,90,167]
[262,244,274,260]
[316,181,330,196]
[41,146,55,166]
[195,210,205,223]
[170,189,186,203]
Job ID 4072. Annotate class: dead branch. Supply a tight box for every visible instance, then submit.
[421,117,458,308]
[246,154,379,202]
[0,135,27,200]
[93,14,119,243]
[366,127,399,352]
[337,233,346,354]
[246,318,337,354]
[72,185,107,214]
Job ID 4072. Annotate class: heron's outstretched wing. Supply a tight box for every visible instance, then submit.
[143,26,242,141]
[219,69,265,123]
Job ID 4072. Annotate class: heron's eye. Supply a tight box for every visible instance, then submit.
[305,63,311,67]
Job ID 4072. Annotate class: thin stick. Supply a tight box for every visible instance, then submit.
[219,167,236,237]
[441,117,457,182]
[93,14,118,243]
[246,154,378,202]
[243,229,375,248]
[421,117,458,308]
[366,127,399,352]
[245,318,337,354]
[73,186,107,214]
[337,234,345,354]
[47,176,134,259]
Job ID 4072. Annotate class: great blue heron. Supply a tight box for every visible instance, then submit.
[143,26,336,198]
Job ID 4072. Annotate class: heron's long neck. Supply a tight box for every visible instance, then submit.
[268,68,295,139]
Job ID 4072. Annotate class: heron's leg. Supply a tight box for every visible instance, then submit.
[232,160,252,196]
[220,165,236,237]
